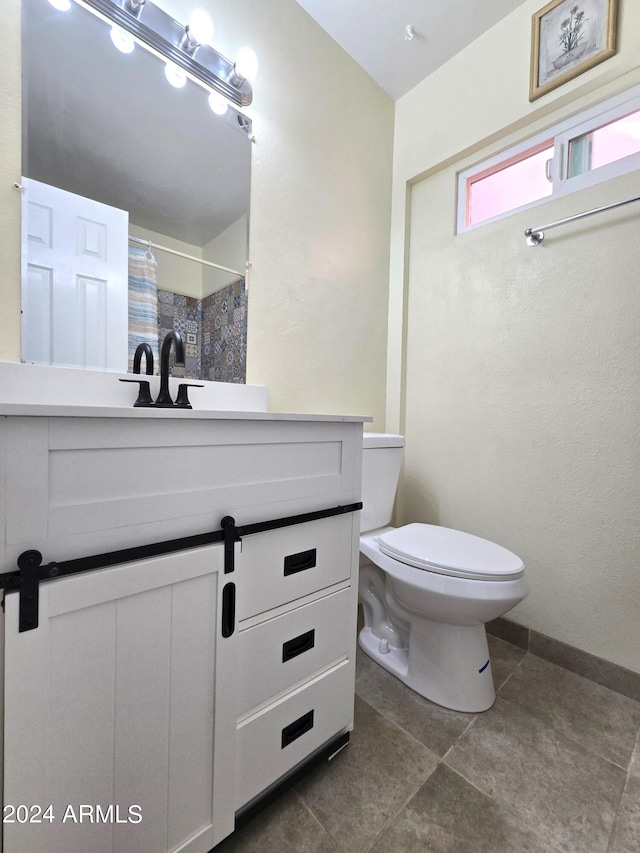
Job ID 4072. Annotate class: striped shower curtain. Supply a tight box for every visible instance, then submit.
[128,244,159,373]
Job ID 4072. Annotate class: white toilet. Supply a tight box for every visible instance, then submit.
[359,433,528,713]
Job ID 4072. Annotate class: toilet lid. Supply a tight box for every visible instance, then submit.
[377,524,524,581]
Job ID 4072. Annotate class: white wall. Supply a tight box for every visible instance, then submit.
[0,2,21,362]
[0,0,394,426]
[202,215,247,297]
[132,218,247,299]
[392,0,640,672]
[130,224,203,299]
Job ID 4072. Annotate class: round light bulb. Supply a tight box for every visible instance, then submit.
[164,62,187,89]
[208,93,228,116]
[188,9,214,46]
[234,47,258,81]
[110,27,135,54]
[48,0,72,10]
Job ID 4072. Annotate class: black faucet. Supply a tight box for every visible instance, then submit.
[155,331,185,407]
[132,342,154,376]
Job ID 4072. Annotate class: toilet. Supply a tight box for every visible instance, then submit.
[359,433,528,713]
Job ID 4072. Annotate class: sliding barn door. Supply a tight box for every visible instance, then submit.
[21,178,128,371]
[3,545,236,853]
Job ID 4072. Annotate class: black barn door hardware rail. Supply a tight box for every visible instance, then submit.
[0,502,362,633]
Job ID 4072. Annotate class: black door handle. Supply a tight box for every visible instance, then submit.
[281,710,314,748]
[282,628,315,662]
[221,582,235,637]
[283,548,317,576]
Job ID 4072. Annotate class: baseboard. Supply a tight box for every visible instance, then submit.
[487,617,640,703]
[486,616,529,651]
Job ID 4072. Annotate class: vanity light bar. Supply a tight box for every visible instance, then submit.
[79,0,253,106]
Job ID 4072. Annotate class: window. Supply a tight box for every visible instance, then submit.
[457,85,640,233]
[559,100,640,188]
[465,141,553,228]
[568,112,640,178]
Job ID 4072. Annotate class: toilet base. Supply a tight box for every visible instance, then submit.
[358,618,496,713]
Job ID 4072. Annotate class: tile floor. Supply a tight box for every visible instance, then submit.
[215,634,640,853]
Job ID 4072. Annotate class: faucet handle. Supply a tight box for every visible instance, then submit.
[176,383,205,409]
[119,378,154,407]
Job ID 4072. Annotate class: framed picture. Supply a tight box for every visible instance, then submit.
[529,0,618,101]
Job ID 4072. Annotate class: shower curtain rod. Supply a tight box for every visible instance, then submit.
[524,193,640,246]
[128,235,245,277]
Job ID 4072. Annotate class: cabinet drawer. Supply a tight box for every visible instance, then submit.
[237,588,353,715]
[236,515,354,620]
[236,661,354,810]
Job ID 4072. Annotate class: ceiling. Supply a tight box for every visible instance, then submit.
[295,0,531,100]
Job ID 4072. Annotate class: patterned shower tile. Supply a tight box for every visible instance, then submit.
[156,280,246,384]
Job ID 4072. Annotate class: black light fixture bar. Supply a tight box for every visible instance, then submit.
[80,0,253,106]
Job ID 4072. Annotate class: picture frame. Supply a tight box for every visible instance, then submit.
[529,0,618,101]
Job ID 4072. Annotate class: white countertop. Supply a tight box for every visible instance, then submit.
[0,403,371,422]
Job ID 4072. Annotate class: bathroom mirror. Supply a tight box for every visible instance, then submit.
[21,0,251,382]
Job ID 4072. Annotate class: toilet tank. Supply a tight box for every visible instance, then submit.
[361,433,405,533]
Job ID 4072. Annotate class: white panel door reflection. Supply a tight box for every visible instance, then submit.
[21,178,128,371]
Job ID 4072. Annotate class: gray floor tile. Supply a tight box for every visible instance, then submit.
[489,634,526,690]
[629,725,640,777]
[355,643,376,683]
[295,695,438,852]
[608,776,640,853]
[355,662,474,757]
[445,697,627,853]
[213,790,338,853]
[370,764,560,853]
[499,654,640,768]
[355,608,376,683]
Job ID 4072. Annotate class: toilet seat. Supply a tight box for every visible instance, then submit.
[377,523,524,581]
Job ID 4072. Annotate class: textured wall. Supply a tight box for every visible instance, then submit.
[392,0,640,672]
[388,0,640,432]
[0,0,393,427]
[406,165,640,674]
[157,0,394,422]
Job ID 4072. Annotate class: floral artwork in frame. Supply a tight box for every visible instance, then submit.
[529,0,618,101]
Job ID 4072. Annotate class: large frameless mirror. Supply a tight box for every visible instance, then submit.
[21,0,252,382]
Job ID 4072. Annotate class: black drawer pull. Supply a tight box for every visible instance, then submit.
[282,628,315,662]
[283,548,317,576]
[281,710,314,749]
[221,582,236,637]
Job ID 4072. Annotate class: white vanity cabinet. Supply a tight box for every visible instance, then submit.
[0,411,365,853]
[3,545,234,853]
[233,514,357,810]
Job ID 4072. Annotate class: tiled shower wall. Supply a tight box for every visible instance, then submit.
[157,278,247,384]
[201,278,247,383]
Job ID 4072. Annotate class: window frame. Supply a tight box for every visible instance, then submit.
[456,83,640,234]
